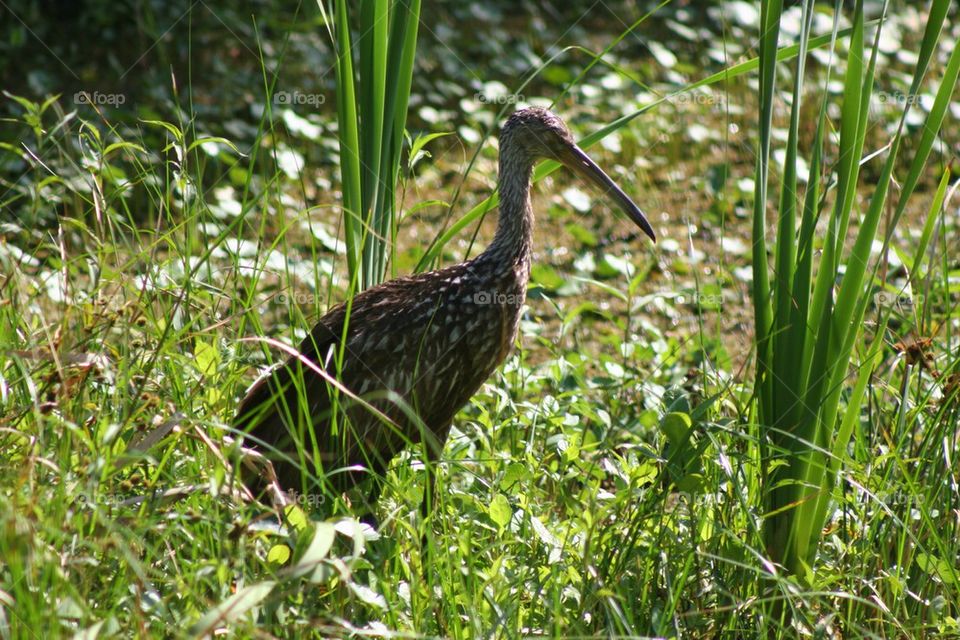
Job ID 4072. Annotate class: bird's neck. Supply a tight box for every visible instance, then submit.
[482,152,534,274]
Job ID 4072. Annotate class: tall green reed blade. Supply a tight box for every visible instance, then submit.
[765,0,873,576]
[323,0,420,291]
[328,0,363,286]
[376,0,420,281]
[751,0,783,432]
[358,0,388,290]
[761,0,819,578]
[754,0,956,582]
[799,0,868,390]
[771,0,872,577]
[792,0,954,575]
[787,96,828,424]
[770,0,815,430]
[787,0,871,472]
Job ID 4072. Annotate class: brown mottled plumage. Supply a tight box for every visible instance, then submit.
[234,107,656,508]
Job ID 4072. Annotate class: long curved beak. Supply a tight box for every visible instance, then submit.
[558,144,656,242]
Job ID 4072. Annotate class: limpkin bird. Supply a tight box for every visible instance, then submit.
[235,107,656,511]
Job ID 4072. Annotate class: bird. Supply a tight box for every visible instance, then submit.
[234,107,656,514]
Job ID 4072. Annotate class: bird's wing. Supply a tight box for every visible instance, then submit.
[233,267,468,493]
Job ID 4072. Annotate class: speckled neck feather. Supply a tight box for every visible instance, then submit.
[480,135,535,273]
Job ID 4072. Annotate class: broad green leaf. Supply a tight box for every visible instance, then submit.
[189,581,275,637]
[659,412,692,447]
[488,494,512,529]
[194,339,219,377]
[283,504,309,533]
[267,545,291,567]
[501,462,528,490]
[290,522,336,582]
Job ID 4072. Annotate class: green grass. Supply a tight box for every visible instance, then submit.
[752,0,957,589]
[2,2,959,638]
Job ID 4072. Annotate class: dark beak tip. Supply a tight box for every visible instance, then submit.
[565,143,658,245]
[639,224,657,244]
[632,210,657,243]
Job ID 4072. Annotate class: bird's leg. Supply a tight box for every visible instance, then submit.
[417,455,436,559]
[421,457,435,524]
[418,423,449,549]
[358,477,384,529]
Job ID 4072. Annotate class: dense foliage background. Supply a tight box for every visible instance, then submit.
[1,1,958,637]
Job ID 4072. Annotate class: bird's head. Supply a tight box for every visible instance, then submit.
[501,107,656,242]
